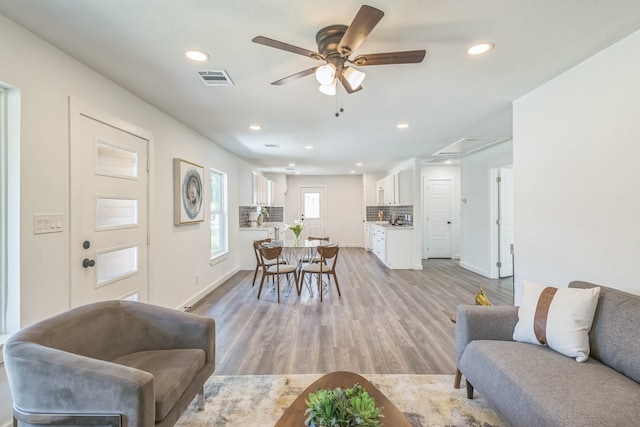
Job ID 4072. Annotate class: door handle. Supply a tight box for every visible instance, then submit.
[82,258,96,268]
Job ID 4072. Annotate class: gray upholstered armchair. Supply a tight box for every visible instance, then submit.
[3,300,215,427]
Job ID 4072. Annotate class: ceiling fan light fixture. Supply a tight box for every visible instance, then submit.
[343,66,366,90]
[315,63,336,85]
[319,80,337,96]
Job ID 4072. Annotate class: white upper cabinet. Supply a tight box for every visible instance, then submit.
[268,173,287,207]
[376,170,412,205]
[239,170,271,206]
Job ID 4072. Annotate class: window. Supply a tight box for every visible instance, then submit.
[304,191,321,219]
[210,168,228,260]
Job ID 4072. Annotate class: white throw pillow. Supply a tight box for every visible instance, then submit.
[513,280,600,362]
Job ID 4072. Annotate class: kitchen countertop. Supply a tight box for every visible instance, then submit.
[368,221,414,229]
[238,222,284,230]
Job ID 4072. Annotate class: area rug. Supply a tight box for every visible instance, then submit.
[175,374,507,427]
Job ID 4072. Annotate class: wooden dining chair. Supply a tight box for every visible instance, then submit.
[251,238,284,287]
[300,236,330,264]
[257,246,299,303]
[299,245,341,302]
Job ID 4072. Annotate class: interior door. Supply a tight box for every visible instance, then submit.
[424,179,452,258]
[299,186,326,239]
[498,167,514,277]
[70,102,149,306]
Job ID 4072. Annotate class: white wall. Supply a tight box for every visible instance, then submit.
[421,165,461,259]
[513,29,640,303]
[459,142,513,277]
[284,175,363,247]
[0,15,250,327]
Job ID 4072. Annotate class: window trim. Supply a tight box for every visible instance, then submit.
[210,168,228,261]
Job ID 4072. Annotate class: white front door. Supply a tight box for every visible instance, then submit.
[424,179,453,258]
[70,101,150,306]
[299,186,326,240]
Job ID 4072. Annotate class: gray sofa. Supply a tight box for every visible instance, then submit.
[456,281,640,427]
[3,300,215,427]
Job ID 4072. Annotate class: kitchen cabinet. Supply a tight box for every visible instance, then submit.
[239,170,271,206]
[364,222,372,251]
[375,170,412,205]
[375,173,398,205]
[237,224,283,269]
[371,224,413,269]
[267,173,287,206]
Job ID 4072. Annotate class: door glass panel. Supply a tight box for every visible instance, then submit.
[96,140,138,178]
[96,198,138,229]
[96,246,138,286]
[304,192,320,219]
[122,292,139,302]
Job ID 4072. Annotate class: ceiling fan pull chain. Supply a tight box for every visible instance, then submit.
[335,88,345,117]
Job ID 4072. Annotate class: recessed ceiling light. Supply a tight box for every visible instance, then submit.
[185,50,210,62]
[445,160,453,165]
[350,170,356,174]
[397,123,410,129]
[467,42,494,55]
[356,162,363,167]
[295,171,301,175]
[288,163,296,167]
[304,145,314,150]
[249,124,262,131]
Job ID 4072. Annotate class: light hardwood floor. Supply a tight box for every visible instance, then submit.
[191,247,513,375]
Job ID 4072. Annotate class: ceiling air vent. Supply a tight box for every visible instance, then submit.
[431,137,511,158]
[198,70,234,86]
[264,144,280,148]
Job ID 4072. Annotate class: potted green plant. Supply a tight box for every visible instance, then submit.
[305,383,382,427]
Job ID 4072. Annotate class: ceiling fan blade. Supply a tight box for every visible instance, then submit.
[337,5,384,57]
[252,36,323,60]
[351,50,426,66]
[271,67,318,86]
[339,73,363,94]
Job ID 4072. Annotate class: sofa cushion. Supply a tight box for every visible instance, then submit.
[459,340,640,426]
[570,281,640,383]
[113,348,205,422]
[513,280,600,362]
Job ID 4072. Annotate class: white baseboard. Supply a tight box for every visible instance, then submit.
[177,267,240,311]
[458,261,491,278]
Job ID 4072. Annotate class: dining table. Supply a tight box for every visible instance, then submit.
[264,238,330,267]
[264,239,332,296]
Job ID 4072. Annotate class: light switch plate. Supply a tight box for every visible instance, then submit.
[34,213,64,234]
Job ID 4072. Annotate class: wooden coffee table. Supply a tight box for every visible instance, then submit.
[274,371,412,426]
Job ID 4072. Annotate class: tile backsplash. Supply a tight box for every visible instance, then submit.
[239,206,284,226]
[366,205,414,225]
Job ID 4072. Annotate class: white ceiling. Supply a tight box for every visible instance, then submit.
[2,0,640,175]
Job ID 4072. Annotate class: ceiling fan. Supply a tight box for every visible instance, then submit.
[252,4,426,95]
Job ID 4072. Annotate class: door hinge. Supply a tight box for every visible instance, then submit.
[147,231,150,245]
[496,261,502,268]
[147,159,150,172]
[496,176,502,183]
